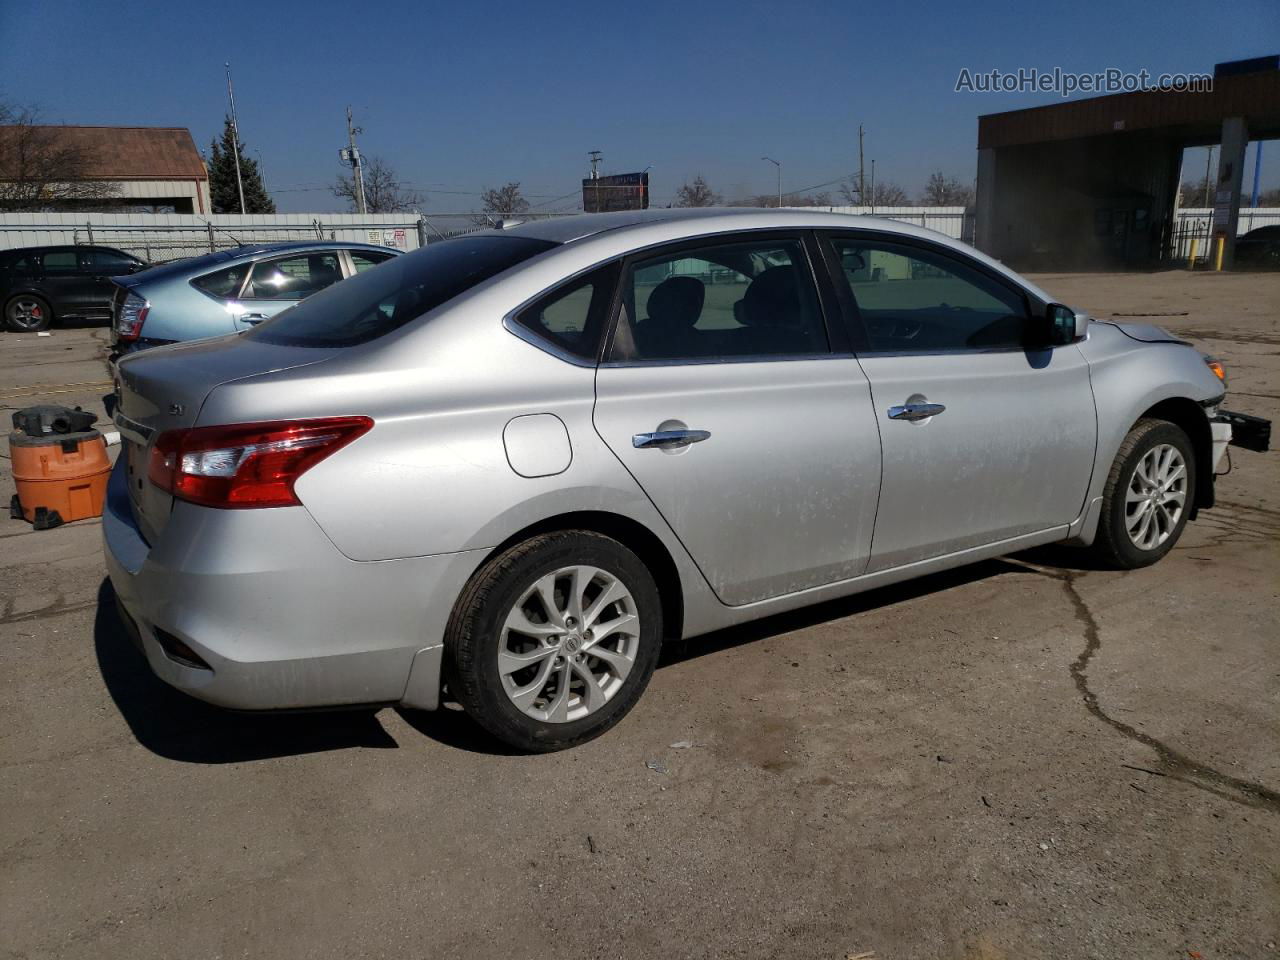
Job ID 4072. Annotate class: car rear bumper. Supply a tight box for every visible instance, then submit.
[102,456,484,711]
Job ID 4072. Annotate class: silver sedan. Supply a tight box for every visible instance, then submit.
[104,209,1236,751]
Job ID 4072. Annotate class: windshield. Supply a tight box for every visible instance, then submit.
[245,235,557,347]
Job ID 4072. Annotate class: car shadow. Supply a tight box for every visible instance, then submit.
[94,580,398,764]
[402,555,1037,755]
[97,551,1076,761]
[656,556,1026,668]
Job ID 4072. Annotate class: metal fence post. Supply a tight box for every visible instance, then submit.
[86,222,94,245]
[417,217,428,249]
[207,222,215,252]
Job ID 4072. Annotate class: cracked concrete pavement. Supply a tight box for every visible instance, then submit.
[0,271,1276,959]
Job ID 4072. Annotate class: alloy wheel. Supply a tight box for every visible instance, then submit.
[8,299,46,331]
[498,565,641,723]
[1125,442,1187,550]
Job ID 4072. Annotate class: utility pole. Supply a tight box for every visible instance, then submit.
[342,106,368,215]
[224,62,246,214]
[762,156,781,208]
[588,150,602,180]
[870,159,876,213]
[857,124,865,207]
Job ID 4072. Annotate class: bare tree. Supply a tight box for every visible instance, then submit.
[0,100,121,211]
[675,175,720,207]
[782,191,833,207]
[332,155,423,213]
[838,177,863,205]
[920,171,974,207]
[471,181,530,225]
[1179,178,1213,207]
[870,182,909,206]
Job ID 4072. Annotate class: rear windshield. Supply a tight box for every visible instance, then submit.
[245,235,556,347]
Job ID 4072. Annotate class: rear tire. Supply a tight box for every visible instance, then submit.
[1092,418,1196,569]
[445,531,663,752]
[5,294,52,332]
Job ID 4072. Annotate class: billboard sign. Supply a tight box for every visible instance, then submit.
[582,172,649,213]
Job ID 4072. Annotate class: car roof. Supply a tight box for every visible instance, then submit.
[484,207,957,246]
[115,240,401,287]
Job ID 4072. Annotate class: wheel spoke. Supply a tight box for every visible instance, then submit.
[498,645,557,676]
[585,612,638,644]
[582,576,627,629]
[504,605,561,639]
[545,662,574,722]
[530,573,566,629]
[1126,486,1147,505]
[1163,464,1186,488]
[586,643,632,677]
[507,655,560,710]
[1135,509,1155,547]
[571,660,605,713]
[1126,501,1151,531]
[566,566,598,625]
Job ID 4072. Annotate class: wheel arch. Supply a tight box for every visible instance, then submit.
[474,510,686,642]
[1137,396,1213,515]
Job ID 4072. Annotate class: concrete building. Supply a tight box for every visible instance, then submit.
[0,125,210,214]
[975,58,1280,269]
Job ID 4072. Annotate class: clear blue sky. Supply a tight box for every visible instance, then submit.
[2,0,1277,212]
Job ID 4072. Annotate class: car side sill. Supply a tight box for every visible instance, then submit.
[680,525,1072,642]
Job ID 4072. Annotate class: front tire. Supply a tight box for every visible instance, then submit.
[445,531,663,752]
[1092,418,1196,569]
[5,294,53,332]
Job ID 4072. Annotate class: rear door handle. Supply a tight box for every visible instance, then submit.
[887,402,946,422]
[632,429,711,449]
[240,313,269,325]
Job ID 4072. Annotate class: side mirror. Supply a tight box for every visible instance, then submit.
[1043,303,1087,346]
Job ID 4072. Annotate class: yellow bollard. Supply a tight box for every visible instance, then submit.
[1214,235,1225,272]
[1189,237,1199,269]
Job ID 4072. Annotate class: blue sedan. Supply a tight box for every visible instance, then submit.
[109,241,401,355]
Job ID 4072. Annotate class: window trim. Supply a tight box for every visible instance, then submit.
[817,230,1042,357]
[600,229,839,367]
[504,260,622,367]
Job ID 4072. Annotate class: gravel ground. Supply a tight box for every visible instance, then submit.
[1,270,1276,960]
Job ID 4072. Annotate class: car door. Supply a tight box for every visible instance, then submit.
[822,232,1097,572]
[38,248,94,317]
[591,232,882,606]
[83,249,141,319]
[229,251,346,329]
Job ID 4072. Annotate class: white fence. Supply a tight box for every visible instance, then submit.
[1169,207,1280,261]
[782,205,973,241]
[0,212,428,262]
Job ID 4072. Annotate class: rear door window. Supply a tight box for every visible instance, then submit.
[349,250,396,273]
[607,236,828,362]
[244,253,344,301]
[41,250,79,273]
[247,236,556,347]
[85,249,141,273]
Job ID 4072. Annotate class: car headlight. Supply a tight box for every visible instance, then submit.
[1204,355,1228,389]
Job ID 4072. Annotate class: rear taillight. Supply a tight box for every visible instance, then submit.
[115,291,149,342]
[147,417,373,508]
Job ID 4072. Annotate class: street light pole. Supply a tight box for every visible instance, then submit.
[761,156,781,208]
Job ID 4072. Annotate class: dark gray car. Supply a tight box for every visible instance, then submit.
[110,241,400,354]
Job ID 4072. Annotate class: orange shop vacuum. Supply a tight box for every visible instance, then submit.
[9,405,111,530]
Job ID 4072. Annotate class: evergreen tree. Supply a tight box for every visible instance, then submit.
[206,117,275,214]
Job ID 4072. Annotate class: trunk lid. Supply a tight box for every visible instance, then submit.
[113,336,340,544]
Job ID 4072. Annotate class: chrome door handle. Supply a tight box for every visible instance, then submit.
[240,313,269,325]
[632,429,711,449]
[887,402,946,421]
